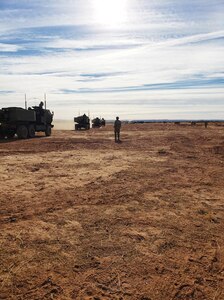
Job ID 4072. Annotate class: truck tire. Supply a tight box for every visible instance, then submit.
[28,125,35,138]
[17,125,28,139]
[45,125,51,136]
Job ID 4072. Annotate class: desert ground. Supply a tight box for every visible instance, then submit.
[0,123,224,300]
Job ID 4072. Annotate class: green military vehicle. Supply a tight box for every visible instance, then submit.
[0,104,54,139]
[74,114,90,130]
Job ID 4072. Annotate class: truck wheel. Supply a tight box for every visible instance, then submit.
[17,125,28,139]
[28,125,35,138]
[45,125,51,136]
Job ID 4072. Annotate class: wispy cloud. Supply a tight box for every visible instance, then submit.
[0,43,23,52]
[60,77,224,94]
[0,90,14,94]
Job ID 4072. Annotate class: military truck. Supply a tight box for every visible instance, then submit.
[0,104,54,139]
[74,114,90,130]
[92,117,106,128]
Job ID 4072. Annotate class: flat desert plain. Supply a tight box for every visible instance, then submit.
[0,123,224,300]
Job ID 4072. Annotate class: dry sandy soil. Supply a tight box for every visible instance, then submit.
[0,123,224,300]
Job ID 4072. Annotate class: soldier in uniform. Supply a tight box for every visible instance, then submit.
[114,116,121,142]
[38,101,44,123]
[39,101,44,110]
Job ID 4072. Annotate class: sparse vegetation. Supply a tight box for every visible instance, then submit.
[0,123,224,299]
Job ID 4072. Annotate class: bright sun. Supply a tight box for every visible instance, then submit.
[92,0,128,27]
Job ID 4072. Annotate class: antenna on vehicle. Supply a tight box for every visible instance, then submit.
[25,94,27,109]
[44,93,47,109]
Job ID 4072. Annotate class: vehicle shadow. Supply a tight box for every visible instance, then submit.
[0,135,46,144]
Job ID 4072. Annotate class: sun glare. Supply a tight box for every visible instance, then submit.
[92,0,128,27]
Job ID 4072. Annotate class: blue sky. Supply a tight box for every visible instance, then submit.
[0,0,223,120]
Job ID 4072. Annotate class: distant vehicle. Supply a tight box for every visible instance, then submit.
[0,104,54,139]
[74,114,90,130]
[92,117,106,128]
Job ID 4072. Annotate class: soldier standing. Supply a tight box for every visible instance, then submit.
[38,101,45,123]
[39,101,44,110]
[114,116,121,142]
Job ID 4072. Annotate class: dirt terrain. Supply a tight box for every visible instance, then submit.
[0,123,224,300]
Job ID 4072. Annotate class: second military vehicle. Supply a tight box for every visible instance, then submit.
[92,117,106,128]
[74,114,90,130]
[0,102,54,139]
